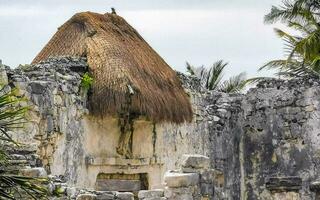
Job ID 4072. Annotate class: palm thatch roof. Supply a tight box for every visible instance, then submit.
[32,11,192,123]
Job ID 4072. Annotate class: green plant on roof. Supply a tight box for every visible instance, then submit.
[81,72,93,91]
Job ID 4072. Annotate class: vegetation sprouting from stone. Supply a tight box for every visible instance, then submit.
[261,0,320,78]
[81,72,93,91]
[186,60,250,93]
[0,89,47,199]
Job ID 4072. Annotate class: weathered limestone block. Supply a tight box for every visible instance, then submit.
[181,154,210,170]
[272,192,300,200]
[76,194,97,200]
[164,186,200,200]
[95,179,141,192]
[115,192,134,200]
[138,189,164,199]
[96,193,114,200]
[164,171,199,188]
[20,167,47,178]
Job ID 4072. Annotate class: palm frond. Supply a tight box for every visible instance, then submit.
[288,21,316,35]
[265,1,296,24]
[186,60,249,93]
[186,62,195,75]
[259,59,298,71]
[0,174,48,199]
[218,72,248,93]
[206,60,227,90]
[265,0,320,26]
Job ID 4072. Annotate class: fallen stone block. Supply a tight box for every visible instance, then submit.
[164,171,199,188]
[138,189,164,199]
[20,167,47,178]
[181,154,210,169]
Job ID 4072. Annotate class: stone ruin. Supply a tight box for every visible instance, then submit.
[2,57,320,199]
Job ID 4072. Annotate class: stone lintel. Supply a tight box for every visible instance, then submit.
[265,177,302,192]
[86,156,163,166]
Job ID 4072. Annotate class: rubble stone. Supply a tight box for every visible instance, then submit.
[138,189,164,199]
[20,167,47,178]
[181,154,210,169]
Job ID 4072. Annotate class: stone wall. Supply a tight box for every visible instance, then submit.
[172,74,320,199]
[2,57,320,199]
[191,77,320,199]
[239,78,320,199]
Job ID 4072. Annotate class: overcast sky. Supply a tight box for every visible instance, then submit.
[0,0,285,79]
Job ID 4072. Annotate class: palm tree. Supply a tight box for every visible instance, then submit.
[0,89,47,199]
[261,0,320,77]
[186,60,249,93]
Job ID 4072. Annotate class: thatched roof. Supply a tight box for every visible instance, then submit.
[32,11,192,123]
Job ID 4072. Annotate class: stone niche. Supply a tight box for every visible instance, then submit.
[49,115,164,189]
[95,173,148,192]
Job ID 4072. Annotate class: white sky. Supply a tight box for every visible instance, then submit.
[0,0,285,79]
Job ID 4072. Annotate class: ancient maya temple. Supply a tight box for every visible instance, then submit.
[3,10,320,200]
[30,11,194,191]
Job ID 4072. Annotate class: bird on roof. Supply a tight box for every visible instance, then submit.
[111,8,117,15]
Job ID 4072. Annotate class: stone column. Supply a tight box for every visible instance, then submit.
[310,181,320,199]
[265,177,302,200]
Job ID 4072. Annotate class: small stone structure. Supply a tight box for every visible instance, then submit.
[3,57,320,199]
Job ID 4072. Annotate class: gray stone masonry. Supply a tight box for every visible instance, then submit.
[3,57,320,199]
